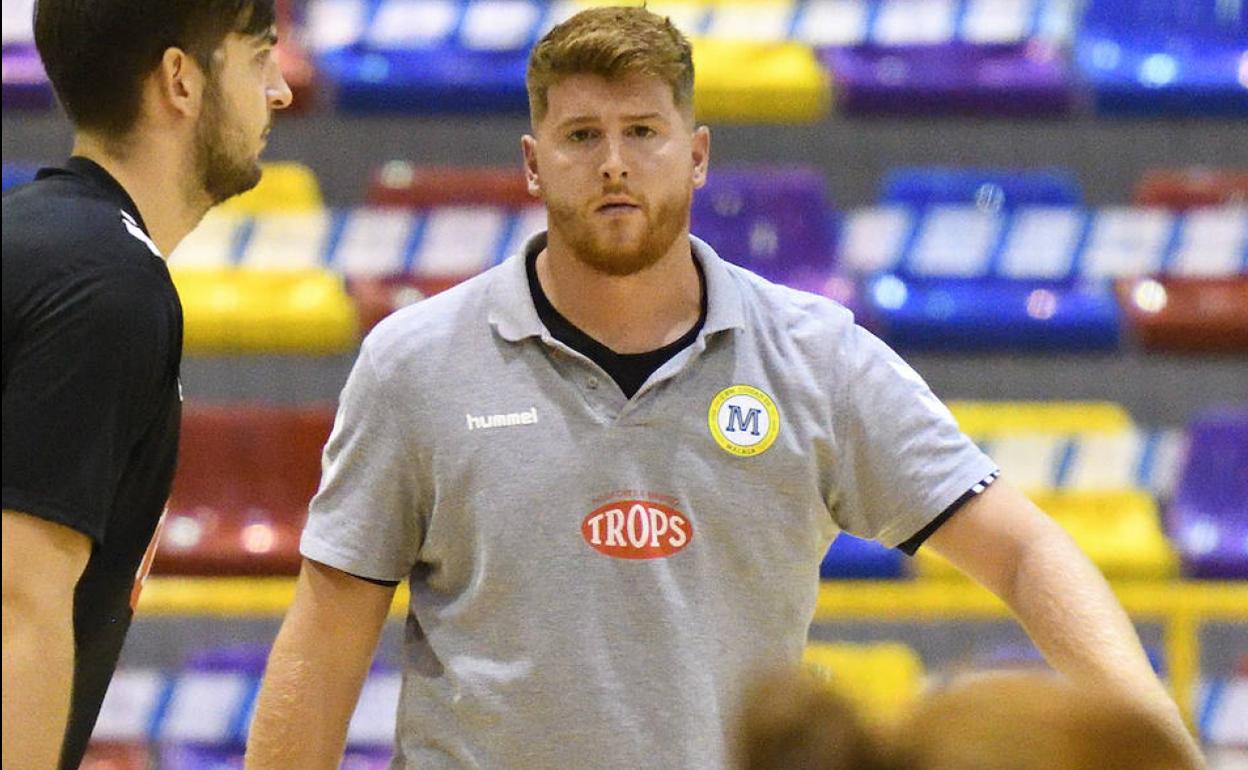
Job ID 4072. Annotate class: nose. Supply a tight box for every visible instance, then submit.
[267,64,293,111]
[599,136,628,184]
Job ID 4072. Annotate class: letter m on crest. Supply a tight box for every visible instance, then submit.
[725,405,762,436]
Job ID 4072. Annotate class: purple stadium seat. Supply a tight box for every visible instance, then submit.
[1,43,54,109]
[1166,406,1248,579]
[691,166,835,284]
[821,42,1075,117]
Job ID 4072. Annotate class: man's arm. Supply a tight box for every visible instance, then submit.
[925,480,1204,767]
[2,509,92,770]
[245,558,395,770]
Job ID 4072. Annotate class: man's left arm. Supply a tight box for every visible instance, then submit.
[926,478,1203,767]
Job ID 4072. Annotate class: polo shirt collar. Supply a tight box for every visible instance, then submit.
[487,231,746,344]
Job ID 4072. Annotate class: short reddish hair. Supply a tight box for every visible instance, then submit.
[525,5,694,124]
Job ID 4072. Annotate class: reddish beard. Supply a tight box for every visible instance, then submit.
[546,184,693,276]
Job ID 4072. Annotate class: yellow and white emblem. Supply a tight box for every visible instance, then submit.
[708,385,780,457]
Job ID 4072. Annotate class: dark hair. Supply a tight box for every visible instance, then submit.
[34,0,276,136]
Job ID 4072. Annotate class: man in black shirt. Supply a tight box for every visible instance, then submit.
[2,2,291,767]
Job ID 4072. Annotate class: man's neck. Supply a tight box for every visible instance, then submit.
[71,132,209,258]
[536,230,703,354]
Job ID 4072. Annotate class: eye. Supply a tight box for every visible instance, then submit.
[568,128,598,143]
[628,125,657,138]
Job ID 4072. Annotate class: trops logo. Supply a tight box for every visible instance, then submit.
[582,499,692,559]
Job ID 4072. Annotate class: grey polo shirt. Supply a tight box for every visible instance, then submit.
[301,233,996,770]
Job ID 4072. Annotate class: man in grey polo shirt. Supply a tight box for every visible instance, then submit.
[246,7,1198,770]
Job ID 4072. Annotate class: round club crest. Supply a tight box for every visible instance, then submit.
[708,385,780,457]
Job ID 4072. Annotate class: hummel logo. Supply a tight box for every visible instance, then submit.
[466,407,539,431]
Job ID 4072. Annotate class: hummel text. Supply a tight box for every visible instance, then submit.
[466,407,539,431]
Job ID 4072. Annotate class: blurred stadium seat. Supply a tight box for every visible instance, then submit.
[947,400,1134,436]
[1134,169,1248,210]
[917,489,1180,580]
[154,404,335,576]
[1167,406,1248,579]
[219,161,324,214]
[1,160,40,193]
[1,0,54,110]
[691,37,830,122]
[366,163,533,208]
[1075,0,1248,117]
[820,533,906,580]
[880,167,1083,209]
[691,165,835,282]
[803,641,924,724]
[173,268,359,355]
[816,0,1077,116]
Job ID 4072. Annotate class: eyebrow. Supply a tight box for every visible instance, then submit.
[555,112,667,130]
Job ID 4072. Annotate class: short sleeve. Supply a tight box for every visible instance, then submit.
[2,268,170,542]
[300,341,423,582]
[828,324,998,548]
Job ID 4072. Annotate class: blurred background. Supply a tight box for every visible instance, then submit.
[3,0,1247,767]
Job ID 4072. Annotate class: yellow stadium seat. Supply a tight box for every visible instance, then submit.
[914,490,1179,581]
[218,162,323,215]
[803,641,924,724]
[174,269,359,354]
[947,401,1133,438]
[692,38,830,123]
[566,1,829,122]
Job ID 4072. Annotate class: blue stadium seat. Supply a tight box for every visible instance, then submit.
[309,0,544,113]
[2,161,40,193]
[843,199,1245,352]
[820,534,906,580]
[880,167,1084,210]
[1075,0,1248,117]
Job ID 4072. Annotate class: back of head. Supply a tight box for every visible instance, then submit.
[33,0,276,138]
[737,667,889,770]
[888,672,1196,770]
[525,5,695,126]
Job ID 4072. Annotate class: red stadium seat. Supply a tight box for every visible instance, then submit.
[81,742,149,770]
[153,404,335,576]
[1133,169,1248,210]
[366,163,533,208]
[348,274,466,333]
[1118,277,1248,352]
[276,0,317,113]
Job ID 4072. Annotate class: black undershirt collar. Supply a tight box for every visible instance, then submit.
[526,245,707,399]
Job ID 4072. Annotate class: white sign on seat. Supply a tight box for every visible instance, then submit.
[997,206,1084,280]
[794,0,869,46]
[839,206,912,275]
[908,205,1001,278]
[335,209,417,277]
[1081,207,1173,279]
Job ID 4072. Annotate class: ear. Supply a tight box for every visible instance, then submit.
[521,134,542,199]
[152,46,207,122]
[691,125,711,190]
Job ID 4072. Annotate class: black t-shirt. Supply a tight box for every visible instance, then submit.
[2,157,183,769]
[526,241,707,399]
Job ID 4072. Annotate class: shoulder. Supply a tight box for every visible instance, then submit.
[3,175,158,268]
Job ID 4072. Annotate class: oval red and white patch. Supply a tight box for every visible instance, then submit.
[581,500,692,559]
